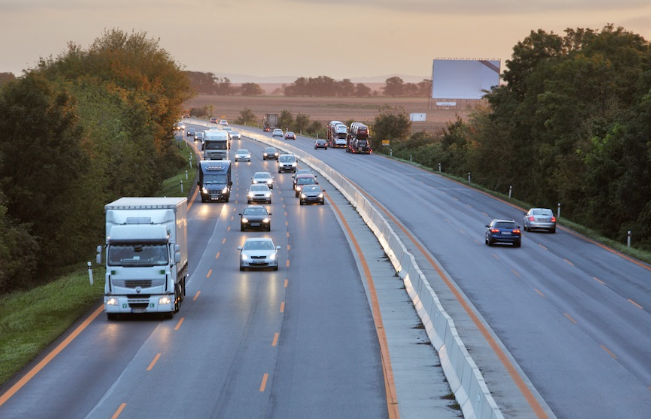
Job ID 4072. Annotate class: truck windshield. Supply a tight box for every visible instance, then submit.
[205,142,227,150]
[203,174,228,184]
[108,244,168,266]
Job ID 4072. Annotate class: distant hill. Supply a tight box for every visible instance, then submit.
[210,73,430,84]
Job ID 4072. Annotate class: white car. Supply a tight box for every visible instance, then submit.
[272,128,283,137]
[234,149,251,162]
[230,130,241,140]
[247,184,272,204]
[252,172,274,189]
[238,238,280,271]
[219,119,228,126]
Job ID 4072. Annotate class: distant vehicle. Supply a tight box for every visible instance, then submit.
[238,238,280,271]
[210,117,218,123]
[219,119,228,126]
[175,122,185,131]
[234,149,251,162]
[292,169,316,181]
[314,139,328,149]
[186,128,195,137]
[197,160,231,203]
[263,147,279,160]
[299,184,325,205]
[247,184,272,204]
[347,122,372,154]
[272,128,283,137]
[285,131,296,140]
[523,208,556,233]
[252,172,274,189]
[293,174,318,197]
[239,205,272,232]
[277,154,297,173]
[485,219,522,247]
[194,131,205,142]
[263,114,278,131]
[230,130,241,140]
[203,129,229,160]
[327,121,348,148]
[182,114,190,118]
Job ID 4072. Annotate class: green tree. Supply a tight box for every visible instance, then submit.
[235,107,258,125]
[293,113,310,133]
[355,83,372,97]
[382,77,405,97]
[240,83,264,96]
[278,109,293,130]
[372,106,411,149]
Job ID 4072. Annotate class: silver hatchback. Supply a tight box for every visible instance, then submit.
[523,208,556,233]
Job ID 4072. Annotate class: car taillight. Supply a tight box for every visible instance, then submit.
[551,216,556,222]
[513,229,521,234]
[528,216,535,221]
[490,229,500,233]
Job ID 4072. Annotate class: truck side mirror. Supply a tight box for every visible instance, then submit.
[175,244,180,253]
[174,252,181,264]
[96,245,103,265]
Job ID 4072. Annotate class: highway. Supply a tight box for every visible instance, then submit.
[270,128,651,419]
[0,134,390,419]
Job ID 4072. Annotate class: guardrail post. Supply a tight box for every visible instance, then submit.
[180,180,184,194]
[438,162,441,172]
[557,202,561,219]
[87,261,93,286]
[627,231,632,248]
[509,185,512,198]
[468,172,471,184]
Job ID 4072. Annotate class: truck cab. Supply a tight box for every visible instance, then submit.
[198,160,232,202]
[203,129,229,160]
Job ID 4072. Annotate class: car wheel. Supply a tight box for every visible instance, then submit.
[515,241,522,248]
[273,266,279,271]
[201,197,206,203]
[325,147,328,150]
[300,201,304,205]
[268,200,272,204]
[486,237,493,246]
[320,200,325,205]
[240,266,245,271]
[224,196,229,203]
[267,225,271,231]
[241,225,245,232]
[550,228,556,234]
[247,200,251,204]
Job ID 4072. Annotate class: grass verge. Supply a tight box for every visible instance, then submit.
[0,138,198,386]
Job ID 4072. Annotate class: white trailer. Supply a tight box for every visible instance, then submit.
[203,129,230,160]
[97,197,188,319]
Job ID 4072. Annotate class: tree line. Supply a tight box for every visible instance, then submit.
[0,29,192,294]
[371,25,651,249]
[185,72,432,97]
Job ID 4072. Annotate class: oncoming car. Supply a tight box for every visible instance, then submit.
[230,130,241,140]
[263,147,279,160]
[278,154,297,173]
[485,219,522,247]
[238,238,280,271]
[247,184,272,204]
[523,208,556,233]
[239,205,272,231]
[299,185,325,205]
[194,131,205,142]
[294,174,318,197]
[272,128,283,137]
[252,172,274,189]
[234,149,251,162]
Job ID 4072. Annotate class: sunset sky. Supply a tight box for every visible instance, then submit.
[1,0,650,81]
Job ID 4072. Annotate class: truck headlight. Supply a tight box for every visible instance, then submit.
[106,297,119,306]
[222,186,229,193]
[159,296,172,305]
[202,187,208,194]
[248,191,255,197]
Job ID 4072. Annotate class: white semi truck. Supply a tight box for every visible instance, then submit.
[203,129,230,160]
[97,197,188,320]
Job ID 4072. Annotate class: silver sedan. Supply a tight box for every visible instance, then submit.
[234,149,251,162]
[238,238,280,271]
[523,208,556,233]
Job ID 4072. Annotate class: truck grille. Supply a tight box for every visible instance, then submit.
[124,280,153,288]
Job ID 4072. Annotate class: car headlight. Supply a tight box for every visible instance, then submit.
[263,153,268,156]
[106,297,119,306]
[269,253,276,261]
[291,162,297,167]
[266,179,272,184]
[241,218,249,223]
[263,218,270,223]
[318,193,324,198]
[241,253,249,261]
[202,187,208,194]
[222,186,229,193]
[301,194,306,198]
[265,192,271,197]
[248,192,255,197]
[159,296,172,305]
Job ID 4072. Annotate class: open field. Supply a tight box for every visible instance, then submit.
[185,95,481,134]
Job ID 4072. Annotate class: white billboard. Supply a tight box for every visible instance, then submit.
[431,59,500,100]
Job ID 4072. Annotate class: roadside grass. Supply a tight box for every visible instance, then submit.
[390,155,651,266]
[0,138,197,387]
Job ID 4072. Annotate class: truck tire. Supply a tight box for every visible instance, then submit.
[107,313,118,321]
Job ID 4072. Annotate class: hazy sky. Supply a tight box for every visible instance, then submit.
[1,0,650,81]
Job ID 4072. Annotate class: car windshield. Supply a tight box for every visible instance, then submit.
[108,244,168,266]
[302,186,320,192]
[265,148,276,153]
[205,142,227,150]
[232,131,239,135]
[295,170,311,175]
[254,173,271,179]
[297,178,316,185]
[250,185,269,191]
[279,156,295,162]
[243,240,275,250]
[237,149,249,154]
[203,174,228,184]
[244,207,268,215]
[494,222,516,229]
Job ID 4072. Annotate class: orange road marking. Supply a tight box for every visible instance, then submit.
[511,269,520,277]
[260,373,269,392]
[222,238,226,244]
[284,279,288,288]
[601,345,617,359]
[285,212,288,216]
[193,291,201,301]
[280,302,285,312]
[535,289,546,297]
[0,305,104,407]
[233,207,236,212]
[351,180,548,419]
[187,183,200,212]
[287,245,290,251]
[564,259,574,266]
[285,221,288,226]
[286,260,290,268]
[110,403,127,419]
[231,216,234,221]
[564,313,577,324]
[147,354,162,371]
[215,252,220,259]
[538,244,548,250]
[328,195,400,419]
[286,232,290,237]
[207,269,212,278]
[272,333,279,346]
[492,254,499,260]
[628,299,643,309]
[174,318,185,331]
[227,226,231,232]
[482,212,489,217]
[593,276,605,285]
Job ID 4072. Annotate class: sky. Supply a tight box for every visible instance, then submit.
[1,0,650,82]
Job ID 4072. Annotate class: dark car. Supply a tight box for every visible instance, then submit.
[285,131,296,140]
[293,174,318,197]
[263,126,271,132]
[239,205,272,231]
[299,185,325,205]
[186,128,195,137]
[485,219,521,247]
[315,139,328,149]
[523,208,556,233]
[263,147,279,160]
